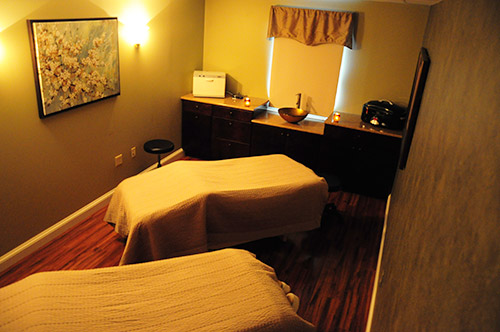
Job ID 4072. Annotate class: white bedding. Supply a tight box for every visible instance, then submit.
[104,154,328,265]
[0,249,316,332]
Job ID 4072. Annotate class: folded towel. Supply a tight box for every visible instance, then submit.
[287,293,300,313]
[280,281,291,294]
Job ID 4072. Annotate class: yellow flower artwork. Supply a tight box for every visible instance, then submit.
[28,18,120,118]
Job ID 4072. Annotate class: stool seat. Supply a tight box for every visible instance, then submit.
[144,139,174,168]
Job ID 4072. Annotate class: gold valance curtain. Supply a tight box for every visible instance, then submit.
[267,5,354,49]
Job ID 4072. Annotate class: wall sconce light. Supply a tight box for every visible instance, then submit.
[123,24,149,48]
[121,5,150,48]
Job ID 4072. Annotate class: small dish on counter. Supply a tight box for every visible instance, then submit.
[278,107,309,123]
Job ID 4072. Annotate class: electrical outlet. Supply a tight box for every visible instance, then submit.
[114,154,123,167]
[131,146,136,158]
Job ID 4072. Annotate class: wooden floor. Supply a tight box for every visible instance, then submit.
[0,191,386,332]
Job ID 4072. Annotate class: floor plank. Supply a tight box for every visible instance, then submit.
[0,207,125,288]
[0,191,385,332]
[236,191,385,332]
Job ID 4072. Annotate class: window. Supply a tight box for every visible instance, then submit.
[266,5,354,118]
[268,37,344,117]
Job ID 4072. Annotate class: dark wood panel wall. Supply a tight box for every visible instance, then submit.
[371,0,500,331]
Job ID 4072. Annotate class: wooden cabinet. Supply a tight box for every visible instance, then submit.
[181,95,267,160]
[211,106,253,159]
[320,122,401,198]
[181,100,212,159]
[251,123,321,170]
[181,95,401,199]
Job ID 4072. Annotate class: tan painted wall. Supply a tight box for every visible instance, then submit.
[0,0,428,258]
[371,0,500,331]
[203,0,429,114]
[0,0,205,256]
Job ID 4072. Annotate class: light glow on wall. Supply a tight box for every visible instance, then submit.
[0,25,3,62]
[122,24,149,47]
[120,4,150,47]
[0,38,4,62]
[333,47,353,112]
[266,38,274,99]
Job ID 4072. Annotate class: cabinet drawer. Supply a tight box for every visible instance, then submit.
[250,123,287,155]
[212,138,250,159]
[324,124,400,155]
[250,123,320,170]
[212,117,252,143]
[181,110,211,159]
[355,130,400,155]
[182,100,212,116]
[212,106,253,122]
[324,125,361,147]
[286,130,321,169]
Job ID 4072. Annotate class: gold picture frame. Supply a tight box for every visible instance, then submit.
[27,18,120,118]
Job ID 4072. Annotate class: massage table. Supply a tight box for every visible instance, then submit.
[0,249,315,331]
[104,154,329,265]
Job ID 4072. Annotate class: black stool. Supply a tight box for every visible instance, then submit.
[143,139,174,168]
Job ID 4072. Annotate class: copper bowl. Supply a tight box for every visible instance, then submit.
[278,107,309,123]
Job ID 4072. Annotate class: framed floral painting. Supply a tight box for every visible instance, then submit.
[27,18,120,118]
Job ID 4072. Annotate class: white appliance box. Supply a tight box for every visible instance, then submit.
[193,71,226,98]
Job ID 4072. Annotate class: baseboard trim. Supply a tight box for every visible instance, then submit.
[0,148,185,274]
[365,194,390,332]
[0,190,114,274]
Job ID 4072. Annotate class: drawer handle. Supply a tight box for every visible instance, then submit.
[194,115,198,119]
[229,111,233,116]
[195,105,199,109]
[228,122,233,126]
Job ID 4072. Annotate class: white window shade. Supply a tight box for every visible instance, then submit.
[269,37,344,117]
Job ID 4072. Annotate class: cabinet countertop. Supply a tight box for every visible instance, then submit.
[325,112,403,138]
[252,111,325,136]
[181,94,402,138]
[181,93,268,112]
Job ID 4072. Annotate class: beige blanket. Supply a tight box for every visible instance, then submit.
[104,154,328,265]
[0,249,315,332]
